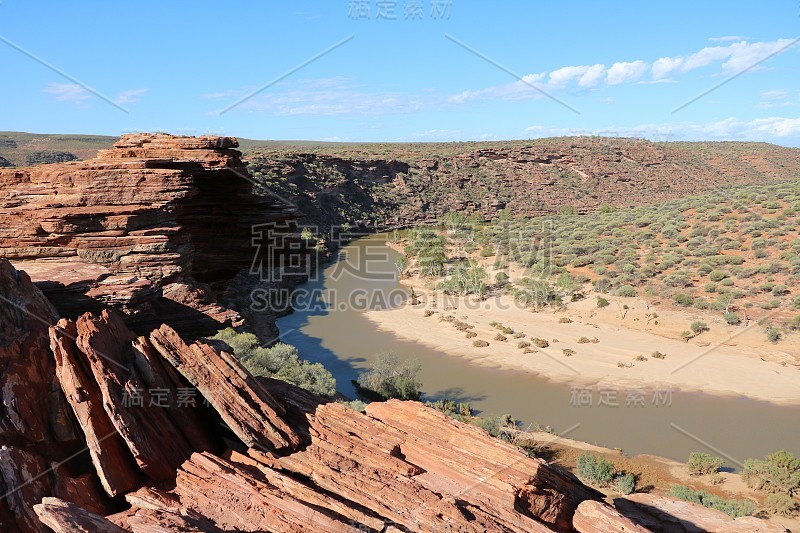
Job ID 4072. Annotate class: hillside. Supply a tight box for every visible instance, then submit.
[0,132,116,166]
[246,137,800,231]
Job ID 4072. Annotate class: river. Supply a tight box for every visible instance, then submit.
[277,234,800,464]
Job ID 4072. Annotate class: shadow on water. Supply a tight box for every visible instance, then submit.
[278,234,800,463]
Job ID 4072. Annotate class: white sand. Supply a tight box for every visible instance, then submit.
[364,286,800,405]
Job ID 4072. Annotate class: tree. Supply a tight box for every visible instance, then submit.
[353,353,422,401]
[441,211,468,234]
[741,450,800,495]
[394,255,408,277]
[555,272,579,301]
[687,453,725,476]
[300,227,315,242]
[210,329,337,397]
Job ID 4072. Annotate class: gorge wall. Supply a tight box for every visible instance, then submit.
[247,138,800,230]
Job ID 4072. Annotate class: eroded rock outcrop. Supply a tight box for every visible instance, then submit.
[0,133,301,337]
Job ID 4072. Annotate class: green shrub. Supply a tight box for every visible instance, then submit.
[596,296,610,308]
[427,399,473,417]
[741,450,800,495]
[613,472,636,495]
[354,353,422,401]
[687,453,725,476]
[690,321,709,334]
[210,329,336,397]
[494,271,510,286]
[338,399,367,412]
[724,312,741,325]
[765,493,798,517]
[576,454,615,487]
[616,285,637,298]
[767,327,782,343]
[709,269,729,282]
[437,262,488,296]
[668,485,756,518]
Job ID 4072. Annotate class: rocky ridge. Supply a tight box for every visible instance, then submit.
[247,138,800,230]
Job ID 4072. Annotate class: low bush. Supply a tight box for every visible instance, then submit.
[668,485,756,518]
[473,340,490,347]
[532,338,549,348]
[724,312,741,325]
[767,327,782,343]
[576,454,636,494]
[596,296,610,308]
[354,353,422,401]
[690,321,709,334]
[741,450,800,495]
[210,329,336,397]
[687,452,725,476]
[613,472,636,495]
[765,493,798,517]
[576,454,615,487]
[617,285,637,297]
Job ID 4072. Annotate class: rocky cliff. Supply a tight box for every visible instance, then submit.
[0,133,306,337]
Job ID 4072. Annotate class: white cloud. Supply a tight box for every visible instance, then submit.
[402,129,499,142]
[756,90,796,109]
[217,78,433,116]
[606,60,648,85]
[709,36,746,42]
[548,65,592,88]
[659,38,799,76]
[524,117,800,145]
[448,38,797,105]
[760,89,789,100]
[578,64,606,88]
[44,83,91,105]
[652,56,683,79]
[115,88,148,105]
[447,73,546,104]
[680,45,733,72]
[44,83,148,107]
[720,39,797,73]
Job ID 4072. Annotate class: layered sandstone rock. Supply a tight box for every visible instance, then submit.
[615,493,790,533]
[0,133,300,337]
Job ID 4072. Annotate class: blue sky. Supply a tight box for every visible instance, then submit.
[1,1,799,144]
